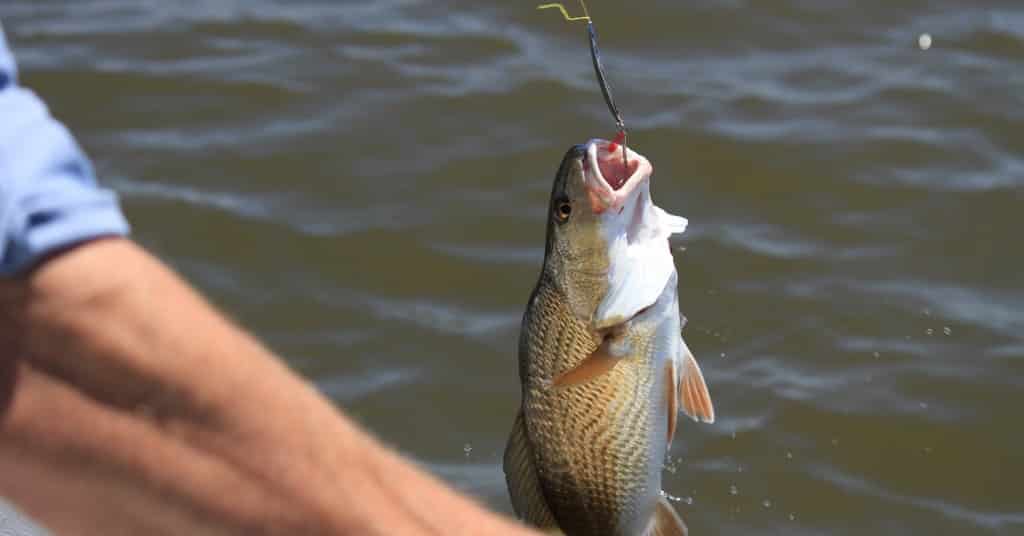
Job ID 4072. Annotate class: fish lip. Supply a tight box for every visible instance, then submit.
[583,139,653,214]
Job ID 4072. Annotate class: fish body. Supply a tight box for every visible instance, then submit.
[504,141,714,536]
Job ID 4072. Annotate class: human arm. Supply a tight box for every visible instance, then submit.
[0,238,535,536]
[0,22,535,536]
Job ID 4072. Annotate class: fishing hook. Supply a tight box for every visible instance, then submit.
[538,1,628,170]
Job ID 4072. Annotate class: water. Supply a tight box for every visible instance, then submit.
[3,1,1023,534]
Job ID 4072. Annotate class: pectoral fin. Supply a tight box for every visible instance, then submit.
[678,344,715,424]
[552,335,627,388]
[647,496,688,536]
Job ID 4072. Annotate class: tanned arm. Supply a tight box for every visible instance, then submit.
[0,238,534,536]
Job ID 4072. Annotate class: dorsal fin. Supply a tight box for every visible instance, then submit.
[503,412,560,530]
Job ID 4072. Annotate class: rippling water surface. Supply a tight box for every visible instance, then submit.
[3,1,1022,534]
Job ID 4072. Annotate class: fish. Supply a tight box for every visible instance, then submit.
[504,139,714,536]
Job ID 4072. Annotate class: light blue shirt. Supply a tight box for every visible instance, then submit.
[0,22,129,276]
[1,21,126,534]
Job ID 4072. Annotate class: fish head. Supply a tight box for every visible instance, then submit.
[542,139,688,330]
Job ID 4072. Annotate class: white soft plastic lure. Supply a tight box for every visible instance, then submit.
[580,140,690,329]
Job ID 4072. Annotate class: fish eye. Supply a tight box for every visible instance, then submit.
[556,200,572,221]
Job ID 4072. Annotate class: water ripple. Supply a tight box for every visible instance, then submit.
[810,463,1024,531]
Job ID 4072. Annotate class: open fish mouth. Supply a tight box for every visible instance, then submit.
[583,139,654,214]
[575,140,689,329]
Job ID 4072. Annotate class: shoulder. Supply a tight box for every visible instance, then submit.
[0,20,130,276]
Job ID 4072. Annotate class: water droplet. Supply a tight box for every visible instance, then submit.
[922,308,932,316]
[463,443,473,457]
[919,402,929,409]
[789,513,797,521]
[737,466,743,473]
[720,352,726,358]
[786,451,793,460]
[729,484,739,496]
[762,499,772,509]
[731,431,737,440]
[661,490,682,503]
[925,328,934,336]
[873,351,881,359]
[682,496,694,505]
[918,33,932,50]
[943,326,952,336]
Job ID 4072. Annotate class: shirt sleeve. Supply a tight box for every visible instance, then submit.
[0,22,130,276]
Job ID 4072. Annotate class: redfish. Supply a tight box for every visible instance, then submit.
[504,140,714,536]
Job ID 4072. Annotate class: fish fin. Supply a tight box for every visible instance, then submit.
[647,496,688,536]
[503,412,560,530]
[551,337,623,388]
[665,360,678,446]
[678,343,715,423]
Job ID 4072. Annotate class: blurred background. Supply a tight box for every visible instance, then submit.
[1,1,1022,534]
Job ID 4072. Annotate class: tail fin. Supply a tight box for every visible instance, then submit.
[648,496,688,536]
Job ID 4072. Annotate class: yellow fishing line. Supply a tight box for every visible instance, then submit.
[536,1,591,23]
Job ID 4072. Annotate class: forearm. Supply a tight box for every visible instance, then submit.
[0,238,532,535]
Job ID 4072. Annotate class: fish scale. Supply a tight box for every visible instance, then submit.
[519,277,663,535]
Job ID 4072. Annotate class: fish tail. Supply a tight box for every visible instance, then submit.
[646,496,688,536]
